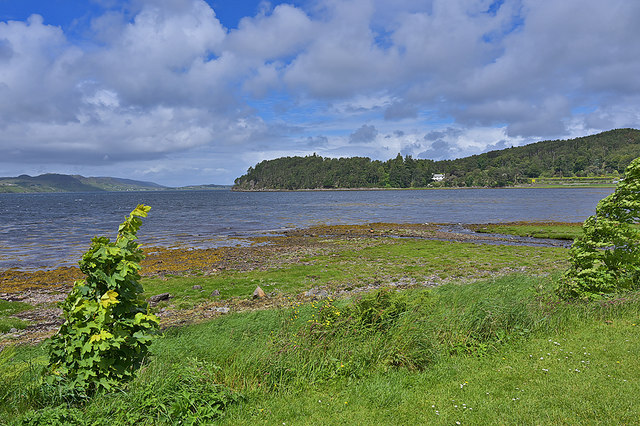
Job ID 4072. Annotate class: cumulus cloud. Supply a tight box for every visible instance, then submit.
[424,127,463,142]
[349,124,379,144]
[1,0,640,185]
[305,135,329,148]
[225,4,314,61]
[418,139,459,161]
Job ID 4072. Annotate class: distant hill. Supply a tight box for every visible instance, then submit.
[0,174,166,193]
[233,128,640,190]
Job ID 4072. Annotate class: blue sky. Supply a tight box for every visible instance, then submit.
[1,0,639,186]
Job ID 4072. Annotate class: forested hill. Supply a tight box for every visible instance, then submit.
[233,128,640,190]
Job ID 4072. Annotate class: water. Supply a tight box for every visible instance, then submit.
[0,188,613,270]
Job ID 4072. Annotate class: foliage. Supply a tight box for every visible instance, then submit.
[43,204,159,395]
[95,357,239,425]
[558,157,640,299]
[233,128,640,189]
[344,288,408,332]
[18,406,87,425]
[234,153,434,190]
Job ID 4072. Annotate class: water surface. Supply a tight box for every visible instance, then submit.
[0,188,613,270]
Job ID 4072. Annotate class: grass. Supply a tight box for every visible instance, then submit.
[1,230,638,424]
[218,315,639,425]
[3,269,640,424]
[471,222,584,240]
[0,300,32,333]
[141,238,568,311]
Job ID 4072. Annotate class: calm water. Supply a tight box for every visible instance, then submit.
[0,188,613,271]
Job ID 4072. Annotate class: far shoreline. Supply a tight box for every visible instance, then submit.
[231,184,616,192]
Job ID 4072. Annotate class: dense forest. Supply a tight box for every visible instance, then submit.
[233,128,640,190]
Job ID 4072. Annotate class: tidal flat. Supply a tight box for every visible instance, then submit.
[0,222,571,345]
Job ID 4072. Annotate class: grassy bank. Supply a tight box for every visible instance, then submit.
[2,273,640,424]
[0,301,31,334]
[469,222,583,240]
[0,222,569,345]
[2,222,639,424]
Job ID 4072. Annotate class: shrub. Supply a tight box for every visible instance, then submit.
[44,205,159,395]
[558,157,640,299]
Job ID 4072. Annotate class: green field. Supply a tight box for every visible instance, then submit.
[1,223,639,424]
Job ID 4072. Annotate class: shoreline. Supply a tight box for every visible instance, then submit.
[0,221,577,276]
[0,221,576,346]
[232,184,616,192]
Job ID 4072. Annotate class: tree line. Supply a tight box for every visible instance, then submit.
[233,128,640,190]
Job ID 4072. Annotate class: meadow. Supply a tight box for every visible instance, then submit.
[1,222,638,424]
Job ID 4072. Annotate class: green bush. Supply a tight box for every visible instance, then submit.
[43,205,159,395]
[559,157,640,299]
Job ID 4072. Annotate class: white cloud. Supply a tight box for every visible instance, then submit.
[1,0,640,186]
[283,0,398,98]
[225,4,314,61]
[349,124,378,144]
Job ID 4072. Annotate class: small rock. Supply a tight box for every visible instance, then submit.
[214,306,230,314]
[148,293,171,306]
[253,286,266,299]
[305,287,329,299]
[9,328,18,333]
[192,285,203,290]
[210,290,220,297]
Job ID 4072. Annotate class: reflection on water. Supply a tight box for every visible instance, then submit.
[0,188,613,270]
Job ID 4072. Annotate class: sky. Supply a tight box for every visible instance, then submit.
[0,0,639,186]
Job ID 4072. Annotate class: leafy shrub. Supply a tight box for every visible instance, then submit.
[558,157,640,299]
[44,205,159,395]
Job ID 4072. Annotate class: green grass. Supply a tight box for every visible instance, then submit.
[141,238,568,310]
[3,268,640,424]
[473,222,584,240]
[218,316,640,425]
[0,300,32,333]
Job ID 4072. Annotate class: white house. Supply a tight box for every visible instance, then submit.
[432,173,445,182]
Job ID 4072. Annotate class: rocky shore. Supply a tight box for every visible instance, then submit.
[0,222,573,346]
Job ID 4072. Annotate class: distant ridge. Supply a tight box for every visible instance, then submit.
[233,128,640,190]
[0,173,167,193]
